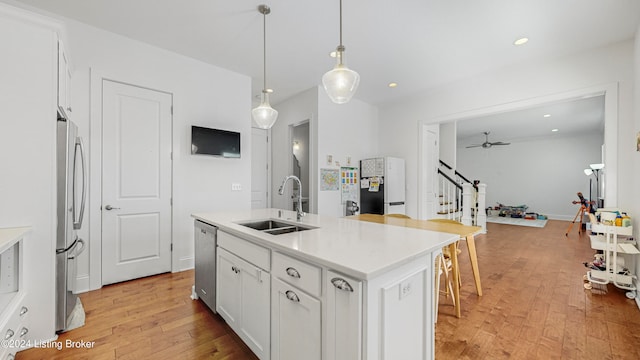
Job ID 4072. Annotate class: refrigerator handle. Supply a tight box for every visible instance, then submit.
[73,137,87,230]
[56,236,79,254]
[68,238,86,260]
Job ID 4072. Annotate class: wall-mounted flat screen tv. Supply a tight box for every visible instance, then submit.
[191,125,241,158]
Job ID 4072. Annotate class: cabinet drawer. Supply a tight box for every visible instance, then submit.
[1,295,29,352]
[273,252,321,297]
[218,231,270,270]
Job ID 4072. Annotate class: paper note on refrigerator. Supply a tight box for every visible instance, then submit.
[369,177,380,192]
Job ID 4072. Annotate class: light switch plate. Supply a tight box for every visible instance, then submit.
[231,183,242,191]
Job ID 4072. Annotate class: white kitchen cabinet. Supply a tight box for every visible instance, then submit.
[57,37,72,119]
[216,233,270,360]
[194,209,457,360]
[216,248,241,327]
[271,277,321,360]
[326,271,362,360]
[194,220,216,311]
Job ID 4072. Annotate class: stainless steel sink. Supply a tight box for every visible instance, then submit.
[238,219,316,235]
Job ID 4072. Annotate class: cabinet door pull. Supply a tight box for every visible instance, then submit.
[286,267,301,278]
[4,329,14,340]
[20,306,28,316]
[19,327,28,337]
[285,290,300,302]
[331,277,354,292]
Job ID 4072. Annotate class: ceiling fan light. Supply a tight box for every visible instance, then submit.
[252,92,278,129]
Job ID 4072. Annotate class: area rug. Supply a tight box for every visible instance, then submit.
[486,215,548,228]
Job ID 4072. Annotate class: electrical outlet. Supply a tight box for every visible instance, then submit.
[399,280,412,299]
[231,183,242,191]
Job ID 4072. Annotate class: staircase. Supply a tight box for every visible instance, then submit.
[436,160,487,233]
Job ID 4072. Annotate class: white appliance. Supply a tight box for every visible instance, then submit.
[55,118,87,332]
[360,157,405,215]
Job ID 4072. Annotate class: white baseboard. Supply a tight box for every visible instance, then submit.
[547,214,574,221]
[634,278,640,311]
[74,274,91,294]
[176,256,194,272]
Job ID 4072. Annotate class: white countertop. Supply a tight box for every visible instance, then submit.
[0,227,30,254]
[192,209,458,280]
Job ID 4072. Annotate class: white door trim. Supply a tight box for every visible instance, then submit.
[89,68,174,291]
[251,127,272,209]
[417,83,619,220]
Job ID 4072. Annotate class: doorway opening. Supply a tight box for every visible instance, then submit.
[290,121,310,213]
[418,83,618,220]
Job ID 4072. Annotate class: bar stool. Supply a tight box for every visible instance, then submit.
[428,218,482,297]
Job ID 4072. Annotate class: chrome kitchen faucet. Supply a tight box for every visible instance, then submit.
[278,175,305,221]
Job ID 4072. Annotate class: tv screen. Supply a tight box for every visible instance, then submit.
[191,126,241,158]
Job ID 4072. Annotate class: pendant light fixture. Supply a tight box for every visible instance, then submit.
[252,4,278,129]
[322,0,360,104]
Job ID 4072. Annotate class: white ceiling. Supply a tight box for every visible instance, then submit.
[456,95,606,147]
[5,0,640,107]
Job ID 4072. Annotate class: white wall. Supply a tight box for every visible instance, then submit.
[439,122,457,170]
[270,87,318,211]
[378,40,635,219]
[0,3,59,344]
[61,19,252,289]
[457,133,603,220]
[270,86,379,217]
[317,89,379,217]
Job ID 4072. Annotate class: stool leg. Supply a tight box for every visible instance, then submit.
[466,234,483,296]
[433,254,442,323]
[448,242,461,318]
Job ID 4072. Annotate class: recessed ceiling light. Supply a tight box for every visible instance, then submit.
[543,114,551,118]
[551,128,559,132]
[265,88,274,93]
[388,82,398,88]
[513,37,529,46]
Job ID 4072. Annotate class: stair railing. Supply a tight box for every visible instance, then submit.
[438,160,487,232]
[437,168,462,221]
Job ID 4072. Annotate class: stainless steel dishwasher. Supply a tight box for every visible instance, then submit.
[194,220,217,312]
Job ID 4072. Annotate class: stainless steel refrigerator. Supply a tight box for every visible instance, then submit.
[359,157,406,215]
[56,119,87,332]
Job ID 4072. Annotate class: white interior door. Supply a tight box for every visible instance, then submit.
[251,128,269,209]
[101,80,172,285]
[422,125,439,219]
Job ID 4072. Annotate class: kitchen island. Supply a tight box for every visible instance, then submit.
[192,208,458,360]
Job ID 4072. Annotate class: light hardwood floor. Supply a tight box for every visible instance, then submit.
[17,220,640,359]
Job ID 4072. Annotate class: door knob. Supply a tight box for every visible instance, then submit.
[104,205,120,210]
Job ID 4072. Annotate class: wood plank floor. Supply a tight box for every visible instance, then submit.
[17,220,640,359]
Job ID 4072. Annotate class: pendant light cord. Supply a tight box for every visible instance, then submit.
[339,0,343,47]
[263,9,267,92]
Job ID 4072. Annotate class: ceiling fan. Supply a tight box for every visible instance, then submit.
[466,132,510,149]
